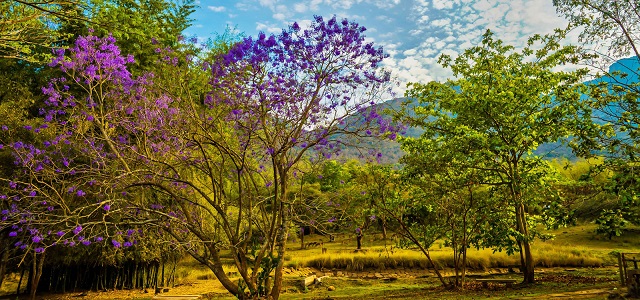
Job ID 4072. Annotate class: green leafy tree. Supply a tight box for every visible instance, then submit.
[554,0,640,236]
[399,29,589,283]
[399,134,509,288]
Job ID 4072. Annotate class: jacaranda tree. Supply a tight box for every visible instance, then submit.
[206,15,398,298]
[1,15,398,299]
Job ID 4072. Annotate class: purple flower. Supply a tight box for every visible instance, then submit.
[1,125,7,131]
[328,217,337,223]
[76,190,86,197]
[123,241,132,247]
[35,247,44,253]
[82,240,91,246]
[9,181,17,189]
[103,204,111,211]
[112,240,121,248]
[32,236,43,243]
[9,231,17,237]
[95,236,103,242]
[56,231,65,236]
[370,214,376,221]
[29,190,37,197]
[356,227,361,234]
[73,225,82,235]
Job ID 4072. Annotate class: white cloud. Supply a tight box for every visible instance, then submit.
[207,6,226,12]
[188,0,579,93]
[258,0,277,8]
[273,13,286,20]
[256,22,282,34]
[432,0,454,10]
[293,2,307,13]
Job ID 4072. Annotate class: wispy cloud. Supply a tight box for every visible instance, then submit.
[189,0,577,95]
[207,6,226,12]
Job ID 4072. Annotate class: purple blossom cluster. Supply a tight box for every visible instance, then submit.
[207,15,400,165]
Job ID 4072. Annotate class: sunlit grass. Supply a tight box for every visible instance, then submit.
[284,223,640,271]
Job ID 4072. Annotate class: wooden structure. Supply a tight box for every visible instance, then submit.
[619,252,640,296]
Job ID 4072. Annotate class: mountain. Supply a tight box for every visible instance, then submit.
[338,57,639,164]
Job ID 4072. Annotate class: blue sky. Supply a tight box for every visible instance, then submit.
[185,0,574,91]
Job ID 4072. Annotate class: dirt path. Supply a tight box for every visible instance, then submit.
[523,288,614,299]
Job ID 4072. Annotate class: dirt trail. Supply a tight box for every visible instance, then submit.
[523,288,614,299]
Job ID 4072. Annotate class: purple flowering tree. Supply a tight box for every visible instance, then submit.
[208,15,398,298]
[1,15,398,299]
[0,31,184,299]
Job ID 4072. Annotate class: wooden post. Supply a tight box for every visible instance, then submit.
[619,252,626,285]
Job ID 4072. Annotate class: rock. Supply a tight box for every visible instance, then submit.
[374,273,383,278]
[328,286,336,291]
[301,275,317,287]
[315,276,329,284]
[383,277,398,282]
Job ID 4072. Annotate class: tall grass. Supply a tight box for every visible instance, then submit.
[292,245,604,271]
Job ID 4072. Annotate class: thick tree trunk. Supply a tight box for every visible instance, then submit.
[204,248,239,296]
[269,204,288,300]
[356,232,363,250]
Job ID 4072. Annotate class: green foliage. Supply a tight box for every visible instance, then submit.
[595,209,628,240]
[554,0,639,237]
[397,29,592,283]
[90,0,196,74]
[0,0,81,62]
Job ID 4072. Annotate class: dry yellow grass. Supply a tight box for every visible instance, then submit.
[288,231,609,271]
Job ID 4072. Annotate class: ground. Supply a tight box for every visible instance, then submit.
[1,223,638,299]
[2,266,626,300]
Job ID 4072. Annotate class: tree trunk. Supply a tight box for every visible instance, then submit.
[30,250,46,300]
[17,267,25,295]
[0,243,8,288]
[203,247,240,296]
[515,203,535,283]
[356,232,363,250]
[381,218,388,240]
[269,203,288,300]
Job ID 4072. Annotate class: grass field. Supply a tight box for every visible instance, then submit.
[1,223,639,299]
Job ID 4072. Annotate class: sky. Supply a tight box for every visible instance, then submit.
[185,0,575,92]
